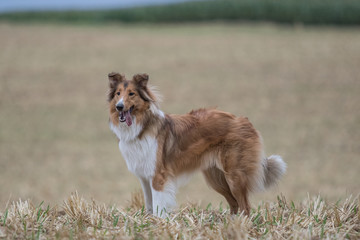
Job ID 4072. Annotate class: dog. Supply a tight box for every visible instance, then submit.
[108,72,286,217]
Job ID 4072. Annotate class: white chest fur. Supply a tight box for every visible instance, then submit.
[119,135,157,179]
[110,119,157,179]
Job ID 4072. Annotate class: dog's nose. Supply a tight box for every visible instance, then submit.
[116,103,124,111]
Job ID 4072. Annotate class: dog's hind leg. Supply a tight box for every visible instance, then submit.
[203,167,239,214]
[224,170,251,216]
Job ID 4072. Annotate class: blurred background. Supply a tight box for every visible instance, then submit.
[0,0,359,209]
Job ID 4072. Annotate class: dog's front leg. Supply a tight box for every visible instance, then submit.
[139,177,153,214]
[151,178,177,218]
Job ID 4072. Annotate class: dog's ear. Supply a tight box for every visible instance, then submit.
[133,73,149,88]
[108,72,125,88]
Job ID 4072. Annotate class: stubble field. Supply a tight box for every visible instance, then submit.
[0,22,359,238]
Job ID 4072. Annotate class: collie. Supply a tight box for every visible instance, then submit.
[108,72,286,217]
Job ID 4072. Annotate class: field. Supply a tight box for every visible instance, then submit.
[0,22,359,238]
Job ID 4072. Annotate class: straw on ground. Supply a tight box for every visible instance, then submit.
[0,192,359,239]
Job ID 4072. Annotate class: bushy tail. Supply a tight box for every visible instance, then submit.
[262,155,286,189]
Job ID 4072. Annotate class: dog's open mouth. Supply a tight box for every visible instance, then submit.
[119,106,134,126]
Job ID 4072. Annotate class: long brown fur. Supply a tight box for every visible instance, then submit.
[151,109,261,215]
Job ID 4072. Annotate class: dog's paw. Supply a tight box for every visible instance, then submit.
[146,208,153,215]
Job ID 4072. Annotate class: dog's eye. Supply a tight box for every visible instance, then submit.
[129,92,135,96]
[116,92,120,96]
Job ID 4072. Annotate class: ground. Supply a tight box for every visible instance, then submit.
[0,192,359,239]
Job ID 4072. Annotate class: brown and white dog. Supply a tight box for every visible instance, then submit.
[108,72,286,217]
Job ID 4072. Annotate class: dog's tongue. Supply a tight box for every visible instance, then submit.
[125,111,132,126]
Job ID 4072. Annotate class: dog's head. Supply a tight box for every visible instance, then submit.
[108,72,155,127]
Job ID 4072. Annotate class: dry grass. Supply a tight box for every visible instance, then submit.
[0,192,359,239]
[0,22,359,215]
